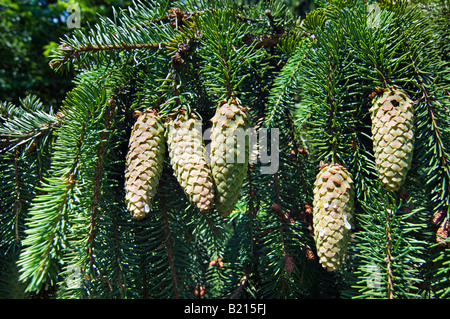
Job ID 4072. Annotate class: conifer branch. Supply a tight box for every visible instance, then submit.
[385,208,395,299]
[49,42,166,71]
[13,148,22,244]
[18,111,84,290]
[18,176,77,292]
[272,173,287,298]
[398,7,450,220]
[4,0,449,300]
[111,209,126,297]
[247,165,257,216]
[49,2,291,75]
[161,196,181,299]
[87,101,115,267]
[228,266,251,299]
[0,97,57,153]
[265,42,306,128]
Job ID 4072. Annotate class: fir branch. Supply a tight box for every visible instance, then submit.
[58,67,138,297]
[228,265,251,299]
[18,176,76,292]
[347,194,427,298]
[49,2,286,73]
[264,40,308,129]
[397,6,450,220]
[188,8,267,100]
[13,148,22,245]
[299,18,355,163]
[86,100,116,268]
[384,204,395,299]
[49,0,179,72]
[17,95,88,290]
[161,195,181,299]
[108,208,127,298]
[17,77,112,293]
[0,96,57,153]
[49,42,166,71]
[0,145,49,256]
[404,49,450,222]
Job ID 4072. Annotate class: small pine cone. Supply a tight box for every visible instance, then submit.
[210,100,250,216]
[370,88,415,191]
[431,210,445,226]
[284,254,295,274]
[303,246,315,261]
[125,110,166,220]
[436,219,449,247]
[312,163,355,272]
[194,285,205,297]
[167,111,215,213]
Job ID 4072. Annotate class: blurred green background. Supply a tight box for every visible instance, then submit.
[0,0,141,106]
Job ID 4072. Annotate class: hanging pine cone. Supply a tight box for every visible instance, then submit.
[370,88,415,192]
[283,253,295,274]
[166,111,215,213]
[124,110,166,220]
[210,100,250,216]
[312,163,355,272]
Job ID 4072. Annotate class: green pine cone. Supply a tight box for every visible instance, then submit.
[124,110,166,220]
[312,162,355,272]
[370,88,415,192]
[166,111,215,213]
[210,100,250,216]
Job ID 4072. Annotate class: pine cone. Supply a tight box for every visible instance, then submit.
[284,254,295,274]
[436,219,449,247]
[431,210,445,226]
[124,110,166,220]
[312,163,355,272]
[303,246,315,261]
[210,100,250,216]
[370,88,415,192]
[167,111,215,213]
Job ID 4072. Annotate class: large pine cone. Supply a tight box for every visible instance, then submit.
[124,110,166,220]
[370,88,415,192]
[210,100,250,216]
[166,111,215,213]
[312,163,355,272]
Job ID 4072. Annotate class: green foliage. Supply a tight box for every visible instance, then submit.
[0,0,134,106]
[1,0,449,299]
